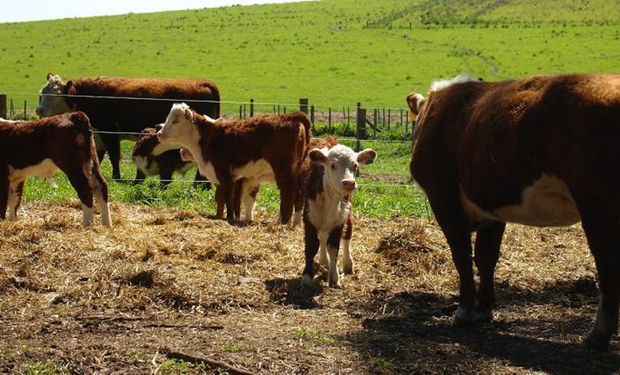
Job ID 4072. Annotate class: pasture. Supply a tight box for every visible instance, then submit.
[1,202,619,373]
[1,0,620,373]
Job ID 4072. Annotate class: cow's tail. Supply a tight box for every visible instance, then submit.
[292,112,313,227]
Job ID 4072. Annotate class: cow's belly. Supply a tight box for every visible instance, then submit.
[232,159,275,184]
[9,159,58,182]
[461,174,581,227]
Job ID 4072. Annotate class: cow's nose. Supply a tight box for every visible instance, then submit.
[35,107,43,117]
[342,179,356,191]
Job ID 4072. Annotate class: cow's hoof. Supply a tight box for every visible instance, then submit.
[583,330,611,351]
[476,308,493,323]
[301,274,313,287]
[328,280,341,289]
[454,306,478,327]
[343,264,354,275]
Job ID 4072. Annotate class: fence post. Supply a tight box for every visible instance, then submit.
[299,98,308,114]
[0,94,6,118]
[310,105,315,124]
[249,98,254,118]
[388,109,391,130]
[23,100,27,119]
[328,107,332,133]
[355,103,366,152]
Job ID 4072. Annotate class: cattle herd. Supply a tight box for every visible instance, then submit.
[0,71,619,350]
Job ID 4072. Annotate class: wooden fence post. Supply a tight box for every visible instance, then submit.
[0,94,6,118]
[355,103,366,152]
[328,107,332,133]
[310,105,315,124]
[299,98,308,114]
[249,99,254,118]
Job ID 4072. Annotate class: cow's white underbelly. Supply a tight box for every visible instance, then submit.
[231,159,275,184]
[9,159,58,183]
[461,174,581,227]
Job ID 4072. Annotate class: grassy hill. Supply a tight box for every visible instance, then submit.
[0,0,618,114]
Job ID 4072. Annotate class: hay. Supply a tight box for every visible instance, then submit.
[0,202,615,374]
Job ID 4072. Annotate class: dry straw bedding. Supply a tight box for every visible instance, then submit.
[0,201,619,374]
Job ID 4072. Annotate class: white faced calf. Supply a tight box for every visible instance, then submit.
[301,144,377,288]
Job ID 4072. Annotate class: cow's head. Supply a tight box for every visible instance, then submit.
[310,144,377,195]
[157,103,198,147]
[36,73,74,117]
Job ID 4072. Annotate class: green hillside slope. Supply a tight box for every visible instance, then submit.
[0,0,618,113]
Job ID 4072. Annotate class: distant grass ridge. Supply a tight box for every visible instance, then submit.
[0,0,618,113]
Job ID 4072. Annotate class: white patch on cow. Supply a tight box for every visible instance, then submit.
[133,155,159,176]
[232,159,275,184]
[460,174,580,227]
[430,74,476,93]
[9,159,58,183]
[197,161,219,185]
[152,142,181,157]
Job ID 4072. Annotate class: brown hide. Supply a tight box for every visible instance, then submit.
[0,112,110,226]
[194,111,312,223]
[64,77,219,180]
[409,73,620,349]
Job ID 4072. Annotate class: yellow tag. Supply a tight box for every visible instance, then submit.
[409,111,417,122]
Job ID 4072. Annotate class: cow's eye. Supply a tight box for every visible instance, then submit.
[330,163,336,170]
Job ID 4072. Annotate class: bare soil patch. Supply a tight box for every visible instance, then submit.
[0,202,619,374]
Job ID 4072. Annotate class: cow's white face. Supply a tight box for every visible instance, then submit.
[36,73,73,117]
[310,144,377,196]
[157,103,196,148]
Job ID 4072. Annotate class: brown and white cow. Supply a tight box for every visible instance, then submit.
[157,103,312,224]
[408,73,620,349]
[0,112,111,227]
[301,144,377,288]
[132,126,201,187]
[36,73,220,182]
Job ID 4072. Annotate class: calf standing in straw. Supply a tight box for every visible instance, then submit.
[301,144,377,288]
[0,112,111,227]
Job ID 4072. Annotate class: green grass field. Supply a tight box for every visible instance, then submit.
[2,0,619,218]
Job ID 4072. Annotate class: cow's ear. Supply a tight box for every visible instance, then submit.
[309,148,327,163]
[65,80,74,94]
[357,148,377,165]
[184,107,193,121]
[406,93,425,117]
[46,72,54,81]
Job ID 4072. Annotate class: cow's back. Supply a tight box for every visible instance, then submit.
[69,77,220,132]
[412,73,620,223]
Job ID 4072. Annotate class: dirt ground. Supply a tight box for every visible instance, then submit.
[1,202,619,374]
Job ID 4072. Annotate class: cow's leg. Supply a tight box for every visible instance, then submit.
[159,165,174,188]
[7,180,25,221]
[241,179,260,222]
[133,168,146,185]
[0,167,9,220]
[276,176,296,225]
[326,226,344,288]
[318,243,328,267]
[292,176,305,227]
[215,185,225,219]
[100,133,121,180]
[342,213,354,274]
[474,221,505,321]
[579,207,620,350]
[233,179,243,221]
[91,160,112,228]
[64,166,95,227]
[427,190,475,324]
[302,223,320,285]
